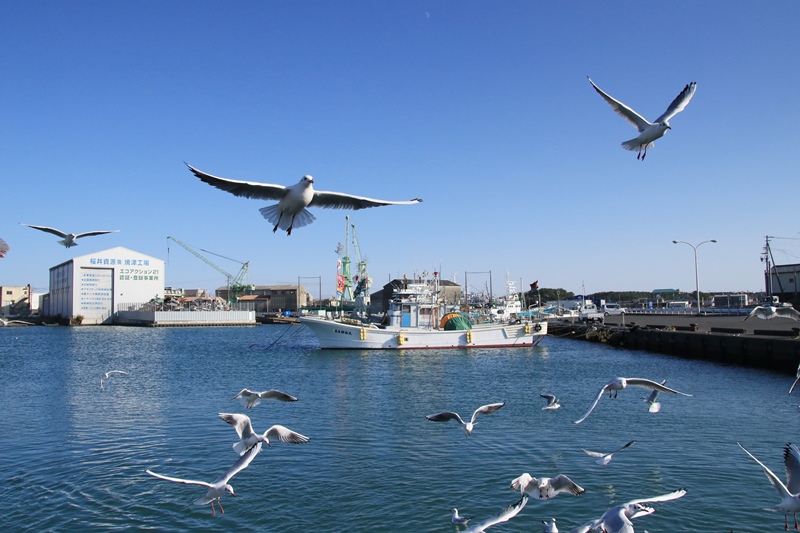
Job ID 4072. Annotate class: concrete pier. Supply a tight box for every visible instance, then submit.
[549,313,800,375]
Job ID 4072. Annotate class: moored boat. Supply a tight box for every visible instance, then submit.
[299,274,547,350]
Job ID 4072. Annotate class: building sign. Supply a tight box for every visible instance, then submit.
[87,254,160,282]
[79,268,113,314]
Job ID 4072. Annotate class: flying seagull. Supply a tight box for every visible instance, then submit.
[100,370,128,391]
[571,488,687,533]
[463,495,528,533]
[185,163,422,235]
[450,507,474,526]
[146,441,262,516]
[231,388,299,409]
[581,440,636,466]
[541,518,558,533]
[743,305,800,322]
[510,473,585,500]
[587,77,697,160]
[218,413,309,455]
[738,442,800,531]
[21,224,119,248]
[574,377,692,425]
[425,402,505,437]
[540,393,561,410]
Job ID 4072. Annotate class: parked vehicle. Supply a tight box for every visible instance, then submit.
[601,303,626,316]
[579,302,604,322]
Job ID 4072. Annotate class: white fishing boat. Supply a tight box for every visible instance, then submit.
[299,273,547,350]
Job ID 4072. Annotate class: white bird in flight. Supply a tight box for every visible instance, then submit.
[185,163,422,235]
[738,441,800,531]
[146,440,262,516]
[462,495,528,533]
[21,224,119,248]
[425,402,505,437]
[743,305,800,322]
[644,379,667,413]
[540,393,561,410]
[574,377,692,425]
[218,413,309,455]
[510,473,586,500]
[587,77,697,160]
[100,370,128,391]
[231,388,299,409]
[571,488,687,533]
[541,518,558,533]
[581,440,635,466]
[450,507,474,526]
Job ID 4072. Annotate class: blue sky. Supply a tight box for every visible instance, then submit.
[2,2,799,299]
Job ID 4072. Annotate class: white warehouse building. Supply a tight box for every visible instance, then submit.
[45,246,164,325]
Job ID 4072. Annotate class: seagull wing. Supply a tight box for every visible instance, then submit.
[625,378,692,396]
[231,388,255,401]
[258,389,299,402]
[540,393,557,404]
[587,77,650,132]
[510,473,534,493]
[309,190,422,210]
[739,442,794,499]
[581,448,607,458]
[626,488,688,506]
[213,441,262,485]
[470,402,506,424]
[426,411,465,424]
[218,413,256,440]
[21,224,68,238]
[784,443,800,494]
[574,383,610,424]
[790,369,800,395]
[776,307,800,321]
[654,82,697,124]
[264,424,310,444]
[464,495,528,533]
[186,163,289,201]
[145,469,212,488]
[549,474,585,495]
[74,230,119,239]
[611,440,636,454]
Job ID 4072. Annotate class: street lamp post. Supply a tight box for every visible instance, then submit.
[672,239,717,315]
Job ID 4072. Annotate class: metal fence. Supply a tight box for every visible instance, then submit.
[117,301,255,313]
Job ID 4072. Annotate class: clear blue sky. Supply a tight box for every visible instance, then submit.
[3,2,799,299]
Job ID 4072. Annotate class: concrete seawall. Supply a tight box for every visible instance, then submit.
[549,314,800,375]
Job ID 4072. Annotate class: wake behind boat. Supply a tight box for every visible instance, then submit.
[299,274,547,350]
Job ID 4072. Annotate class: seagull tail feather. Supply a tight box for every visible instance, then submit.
[233,440,249,456]
[621,139,654,151]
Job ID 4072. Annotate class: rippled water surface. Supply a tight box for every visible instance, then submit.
[0,325,795,532]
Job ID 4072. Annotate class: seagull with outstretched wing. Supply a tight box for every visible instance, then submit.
[146,440,262,516]
[462,495,528,533]
[186,163,422,235]
[587,77,697,160]
[21,224,119,248]
[426,402,505,437]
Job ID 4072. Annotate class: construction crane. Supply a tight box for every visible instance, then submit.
[167,236,254,302]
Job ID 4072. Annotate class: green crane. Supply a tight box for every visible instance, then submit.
[167,236,254,302]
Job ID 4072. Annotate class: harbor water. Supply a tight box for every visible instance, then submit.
[0,324,795,532]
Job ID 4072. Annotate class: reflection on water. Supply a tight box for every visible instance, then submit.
[0,325,795,531]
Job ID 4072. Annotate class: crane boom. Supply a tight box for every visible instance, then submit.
[167,236,253,301]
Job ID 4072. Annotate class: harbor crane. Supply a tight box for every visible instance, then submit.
[167,236,254,302]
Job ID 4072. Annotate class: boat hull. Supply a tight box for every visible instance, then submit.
[299,317,547,350]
